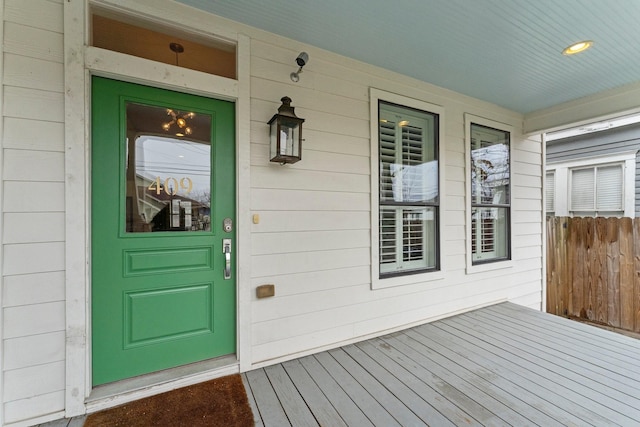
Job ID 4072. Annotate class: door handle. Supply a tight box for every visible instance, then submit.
[223,239,232,280]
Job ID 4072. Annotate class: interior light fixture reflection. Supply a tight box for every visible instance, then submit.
[162,109,195,137]
[562,40,593,55]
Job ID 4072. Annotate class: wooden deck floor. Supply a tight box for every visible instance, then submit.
[243,302,640,426]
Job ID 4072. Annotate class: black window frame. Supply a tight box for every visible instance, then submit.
[378,100,441,278]
[470,122,511,265]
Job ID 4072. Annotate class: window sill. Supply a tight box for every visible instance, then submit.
[372,270,445,290]
[466,259,513,275]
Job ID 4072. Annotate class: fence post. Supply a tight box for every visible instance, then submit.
[620,217,634,330]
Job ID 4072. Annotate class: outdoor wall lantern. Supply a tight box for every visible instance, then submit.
[268,96,305,165]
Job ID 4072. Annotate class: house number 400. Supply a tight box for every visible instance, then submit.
[147,176,193,195]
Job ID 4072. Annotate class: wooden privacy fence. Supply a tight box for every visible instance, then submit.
[547,216,640,334]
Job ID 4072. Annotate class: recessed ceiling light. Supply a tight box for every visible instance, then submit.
[562,40,593,55]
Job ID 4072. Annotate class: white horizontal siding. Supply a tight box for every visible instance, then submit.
[3,331,65,370]
[514,233,542,248]
[3,301,65,339]
[512,185,541,200]
[3,361,65,403]
[513,160,542,177]
[250,163,369,190]
[513,245,543,261]
[252,282,372,324]
[4,53,64,92]
[3,212,65,244]
[4,0,63,33]
[251,188,369,211]
[250,265,370,296]
[3,118,64,152]
[2,3,67,425]
[3,182,65,212]
[3,305,65,422]
[3,86,64,122]
[517,174,542,188]
[3,271,65,307]
[3,149,64,182]
[252,248,370,278]
[252,230,370,255]
[3,242,65,276]
[3,391,64,425]
[4,21,63,63]
[251,210,370,233]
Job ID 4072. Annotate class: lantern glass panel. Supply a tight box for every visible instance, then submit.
[270,121,279,159]
[281,120,300,157]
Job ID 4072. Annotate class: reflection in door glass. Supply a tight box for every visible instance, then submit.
[125,103,212,232]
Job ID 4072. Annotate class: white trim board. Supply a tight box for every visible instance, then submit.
[524,81,640,134]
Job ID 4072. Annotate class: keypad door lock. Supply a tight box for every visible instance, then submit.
[223,218,233,233]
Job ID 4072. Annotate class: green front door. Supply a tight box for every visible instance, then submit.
[91,77,236,386]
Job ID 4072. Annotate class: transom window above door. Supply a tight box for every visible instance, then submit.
[91,11,236,79]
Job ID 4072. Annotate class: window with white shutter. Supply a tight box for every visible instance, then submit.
[571,168,595,211]
[378,101,439,276]
[470,123,510,264]
[546,171,555,214]
[570,164,623,215]
[596,165,623,210]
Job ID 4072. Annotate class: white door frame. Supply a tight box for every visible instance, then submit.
[63,0,251,416]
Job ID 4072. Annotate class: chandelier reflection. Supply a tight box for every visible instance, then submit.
[162,109,195,137]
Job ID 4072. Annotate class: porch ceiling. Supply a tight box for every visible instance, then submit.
[177,0,640,115]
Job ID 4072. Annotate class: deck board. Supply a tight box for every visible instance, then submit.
[314,351,402,426]
[263,364,318,426]
[456,310,640,392]
[328,347,425,426]
[417,317,607,426]
[401,327,581,426]
[244,368,290,426]
[244,302,640,426]
[342,343,457,427]
[489,303,640,365]
[435,318,620,426]
[474,306,640,377]
[281,359,348,427]
[383,333,531,426]
[367,336,502,426]
[241,373,264,427]
[446,312,640,422]
[355,339,481,427]
[441,314,639,425]
[297,355,374,427]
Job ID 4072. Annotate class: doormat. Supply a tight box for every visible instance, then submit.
[84,374,254,427]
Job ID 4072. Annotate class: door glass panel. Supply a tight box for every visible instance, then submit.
[125,103,212,232]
